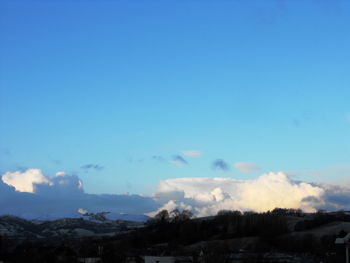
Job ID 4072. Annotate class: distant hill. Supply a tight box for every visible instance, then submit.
[0,215,144,238]
[2,210,350,263]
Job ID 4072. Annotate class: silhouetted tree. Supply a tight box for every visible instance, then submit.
[154,209,170,223]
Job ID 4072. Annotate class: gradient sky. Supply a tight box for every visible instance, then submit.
[1,0,349,195]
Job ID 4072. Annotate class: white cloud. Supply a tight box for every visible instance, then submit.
[146,200,192,217]
[1,169,52,193]
[78,208,88,215]
[0,169,158,220]
[152,172,326,216]
[182,150,202,158]
[2,168,350,220]
[56,171,67,176]
[234,162,261,173]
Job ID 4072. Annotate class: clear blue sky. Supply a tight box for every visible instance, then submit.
[1,0,349,194]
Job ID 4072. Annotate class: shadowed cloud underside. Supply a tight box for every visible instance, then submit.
[1,169,350,220]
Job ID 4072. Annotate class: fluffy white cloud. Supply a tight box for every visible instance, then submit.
[2,168,350,220]
[234,172,324,213]
[182,150,202,158]
[1,169,52,193]
[152,172,326,216]
[0,169,157,221]
[234,162,261,173]
[147,200,192,217]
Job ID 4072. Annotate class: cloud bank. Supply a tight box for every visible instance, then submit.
[151,172,350,217]
[1,169,350,220]
[0,169,156,221]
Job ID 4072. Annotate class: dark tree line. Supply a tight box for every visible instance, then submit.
[1,209,349,263]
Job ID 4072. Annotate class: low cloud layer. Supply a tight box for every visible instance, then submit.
[1,169,350,220]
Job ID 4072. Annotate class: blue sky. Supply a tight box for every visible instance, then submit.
[1,0,349,195]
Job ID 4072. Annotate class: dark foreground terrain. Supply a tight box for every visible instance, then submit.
[1,209,350,263]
